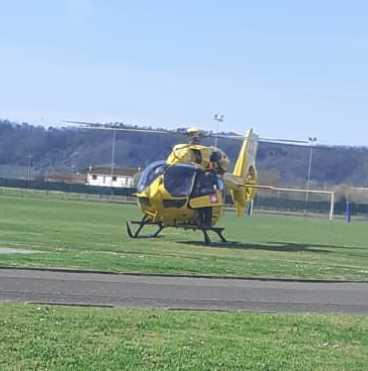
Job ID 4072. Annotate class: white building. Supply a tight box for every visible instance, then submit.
[86,166,138,188]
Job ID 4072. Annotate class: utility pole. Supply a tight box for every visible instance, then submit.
[26,154,33,187]
[110,130,116,187]
[304,136,317,214]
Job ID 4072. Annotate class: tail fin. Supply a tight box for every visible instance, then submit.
[229,129,258,216]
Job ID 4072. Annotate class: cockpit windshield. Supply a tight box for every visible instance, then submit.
[164,164,197,197]
[137,161,167,192]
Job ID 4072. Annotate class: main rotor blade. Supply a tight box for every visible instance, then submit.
[210,134,244,140]
[63,121,180,135]
[69,126,174,134]
[259,138,309,144]
[64,121,309,144]
[64,120,103,126]
[210,133,308,144]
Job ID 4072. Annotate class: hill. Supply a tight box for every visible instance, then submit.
[0,119,367,188]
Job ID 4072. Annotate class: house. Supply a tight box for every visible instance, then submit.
[86,166,138,188]
[46,172,86,184]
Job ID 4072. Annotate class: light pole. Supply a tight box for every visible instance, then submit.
[26,154,32,187]
[213,114,224,147]
[110,130,116,187]
[304,136,317,214]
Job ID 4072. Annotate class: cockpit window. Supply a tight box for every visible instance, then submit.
[164,165,196,197]
[137,161,167,192]
[192,170,223,197]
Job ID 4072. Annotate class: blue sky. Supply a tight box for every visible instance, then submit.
[1,1,367,145]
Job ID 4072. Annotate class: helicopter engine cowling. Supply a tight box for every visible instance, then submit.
[166,144,229,173]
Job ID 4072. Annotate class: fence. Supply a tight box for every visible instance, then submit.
[1,177,367,217]
[252,196,368,217]
[0,177,135,197]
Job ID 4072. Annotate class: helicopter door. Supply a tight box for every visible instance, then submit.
[191,170,223,197]
[189,170,223,226]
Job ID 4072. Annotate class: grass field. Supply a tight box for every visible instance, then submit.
[1,304,367,370]
[1,192,367,370]
[0,191,368,280]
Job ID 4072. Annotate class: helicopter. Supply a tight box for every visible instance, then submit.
[65,121,307,244]
[127,127,258,244]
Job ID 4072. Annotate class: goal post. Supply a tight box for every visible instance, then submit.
[249,186,335,220]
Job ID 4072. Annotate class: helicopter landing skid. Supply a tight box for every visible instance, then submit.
[175,224,227,245]
[126,217,165,239]
[203,227,227,245]
[126,217,226,245]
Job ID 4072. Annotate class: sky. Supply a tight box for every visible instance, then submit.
[0,0,367,146]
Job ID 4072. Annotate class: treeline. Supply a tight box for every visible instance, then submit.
[0,119,367,188]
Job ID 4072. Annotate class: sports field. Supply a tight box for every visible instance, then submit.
[1,191,368,370]
[0,190,367,280]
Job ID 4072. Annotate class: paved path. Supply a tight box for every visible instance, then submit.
[1,268,368,313]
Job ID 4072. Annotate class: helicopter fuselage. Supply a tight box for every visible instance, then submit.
[127,129,258,243]
[136,161,224,226]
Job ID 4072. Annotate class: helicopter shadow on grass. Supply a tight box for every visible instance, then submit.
[176,240,335,253]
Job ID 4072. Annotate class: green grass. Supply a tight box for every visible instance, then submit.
[0,192,368,280]
[1,304,367,370]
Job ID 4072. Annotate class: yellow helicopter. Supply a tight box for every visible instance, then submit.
[65,121,306,244]
[126,127,259,244]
